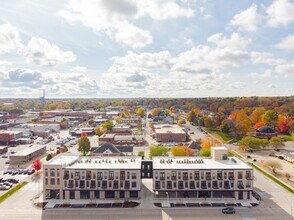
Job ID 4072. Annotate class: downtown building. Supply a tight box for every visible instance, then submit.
[43,147,253,201]
[153,147,253,200]
[43,156,142,200]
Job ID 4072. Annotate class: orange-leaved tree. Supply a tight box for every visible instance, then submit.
[171,146,194,156]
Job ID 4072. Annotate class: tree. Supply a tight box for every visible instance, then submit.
[149,146,168,159]
[171,146,194,156]
[262,110,278,127]
[102,121,114,131]
[151,108,160,117]
[238,136,268,151]
[135,107,145,117]
[78,132,91,156]
[46,154,53,161]
[88,119,95,125]
[138,151,145,158]
[193,108,201,115]
[264,160,282,174]
[278,118,292,134]
[270,137,285,148]
[203,116,214,128]
[220,119,233,133]
[250,107,266,124]
[95,127,103,136]
[199,148,211,157]
[201,138,212,149]
[254,121,265,130]
[32,158,42,174]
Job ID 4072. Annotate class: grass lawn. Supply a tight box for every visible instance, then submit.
[205,128,235,143]
[278,135,292,142]
[0,182,28,203]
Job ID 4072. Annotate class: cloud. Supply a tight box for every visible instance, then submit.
[0,24,22,54]
[58,0,194,48]
[274,35,294,51]
[208,32,251,49]
[229,4,263,32]
[250,52,285,66]
[0,68,99,97]
[266,0,294,27]
[249,70,272,79]
[275,62,294,76]
[125,73,147,82]
[70,65,87,73]
[268,84,276,88]
[18,37,76,67]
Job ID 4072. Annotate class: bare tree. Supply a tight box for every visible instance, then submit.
[264,160,282,174]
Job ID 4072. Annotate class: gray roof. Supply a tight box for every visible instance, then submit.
[91,143,133,154]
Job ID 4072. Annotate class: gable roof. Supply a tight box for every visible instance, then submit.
[91,142,120,154]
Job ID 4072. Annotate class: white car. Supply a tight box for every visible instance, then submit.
[3,182,13,187]
[0,185,10,190]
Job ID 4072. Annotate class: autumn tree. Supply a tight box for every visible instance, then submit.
[95,127,103,136]
[135,107,145,117]
[250,107,266,124]
[193,108,201,115]
[220,119,233,133]
[264,160,282,174]
[278,118,292,134]
[201,138,212,149]
[46,154,53,161]
[149,146,168,159]
[254,121,265,130]
[78,132,91,156]
[269,137,285,148]
[171,146,194,156]
[151,108,160,117]
[203,116,214,128]
[199,148,211,157]
[102,121,114,131]
[262,110,278,127]
[32,158,42,174]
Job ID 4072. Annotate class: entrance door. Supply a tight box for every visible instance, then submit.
[238,191,243,200]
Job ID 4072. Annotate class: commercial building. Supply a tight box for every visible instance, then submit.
[43,156,142,200]
[0,130,23,145]
[153,124,186,143]
[152,147,253,200]
[9,145,46,168]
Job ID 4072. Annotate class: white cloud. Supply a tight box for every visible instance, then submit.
[70,65,87,73]
[0,68,99,97]
[251,52,286,66]
[18,37,76,67]
[58,0,194,48]
[274,35,294,51]
[267,0,294,27]
[268,84,276,88]
[0,24,22,54]
[249,70,272,79]
[230,4,263,32]
[208,32,251,49]
[275,62,294,76]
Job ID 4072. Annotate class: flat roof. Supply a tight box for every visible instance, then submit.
[0,130,22,134]
[153,157,252,170]
[154,125,186,134]
[47,155,142,169]
[11,145,46,157]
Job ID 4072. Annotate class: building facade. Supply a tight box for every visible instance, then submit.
[152,147,253,200]
[43,156,142,200]
[154,125,187,143]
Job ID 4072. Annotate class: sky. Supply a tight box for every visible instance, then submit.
[0,0,293,98]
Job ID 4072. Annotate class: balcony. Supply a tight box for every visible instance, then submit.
[63,175,69,180]
[224,185,230,189]
[201,185,207,189]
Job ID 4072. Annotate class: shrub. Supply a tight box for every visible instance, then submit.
[278,156,284,160]
[46,154,53,161]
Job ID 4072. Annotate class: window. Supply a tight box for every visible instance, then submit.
[113,181,118,189]
[173,182,177,188]
[109,181,112,188]
[155,181,160,189]
[178,181,184,189]
[217,171,223,180]
[127,172,130,179]
[75,180,79,188]
[171,171,176,180]
[224,172,227,179]
[160,172,165,180]
[75,172,80,180]
[196,182,199,188]
[86,171,91,180]
[189,173,193,180]
[201,181,206,189]
[224,181,230,189]
[90,180,96,188]
[68,180,74,188]
[120,181,123,188]
[184,181,188,188]
[45,178,48,185]
[194,171,200,180]
[207,182,211,188]
[125,181,130,189]
[237,181,244,189]
[238,172,243,179]
[64,171,69,180]
[45,169,48,177]
[245,171,252,180]
[50,178,55,185]
[246,181,251,188]
[189,181,195,189]
[166,173,170,180]
[102,180,107,189]
[79,180,85,188]
[206,172,211,180]
[120,171,125,180]
[57,169,60,177]
[228,172,234,180]
[167,181,172,189]
[200,172,204,179]
[104,172,107,179]
[131,173,136,179]
[86,181,90,188]
[247,191,250,199]
[97,172,103,180]
[109,171,114,180]
[178,172,181,179]
[161,181,165,188]
[50,169,55,177]
[212,181,218,189]
[97,181,101,188]
[183,172,188,181]
[155,172,158,179]
[132,181,137,188]
[57,179,60,185]
[93,172,96,180]
[231,182,234,188]
[64,181,67,187]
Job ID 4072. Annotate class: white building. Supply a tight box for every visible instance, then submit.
[152,147,254,200]
[43,155,142,200]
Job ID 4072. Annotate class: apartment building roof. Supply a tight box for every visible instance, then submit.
[154,125,186,134]
[47,155,142,169]
[153,156,251,170]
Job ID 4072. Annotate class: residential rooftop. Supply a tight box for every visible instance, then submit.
[152,156,252,170]
[47,155,142,169]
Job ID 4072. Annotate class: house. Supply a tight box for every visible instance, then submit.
[255,126,276,138]
[91,143,133,156]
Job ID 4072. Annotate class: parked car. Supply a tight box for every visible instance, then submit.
[6,179,18,184]
[23,169,28,175]
[11,170,18,175]
[27,169,35,175]
[0,185,10,190]
[18,170,24,175]
[5,160,10,164]
[10,151,16,154]
[1,155,8,158]
[2,182,13,187]
[222,207,236,214]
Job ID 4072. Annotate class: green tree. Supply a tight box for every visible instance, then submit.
[269,137,285,148]
[102,121,114,131]
[149,146,168,159]
[238,136,268,151]
[262,110,278,127]
[46,154,53,161]
[199,148,211,157]
[95,127,103,136]
[78,133,91,156]
[88,119,95,125]
[135,107,145,117]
